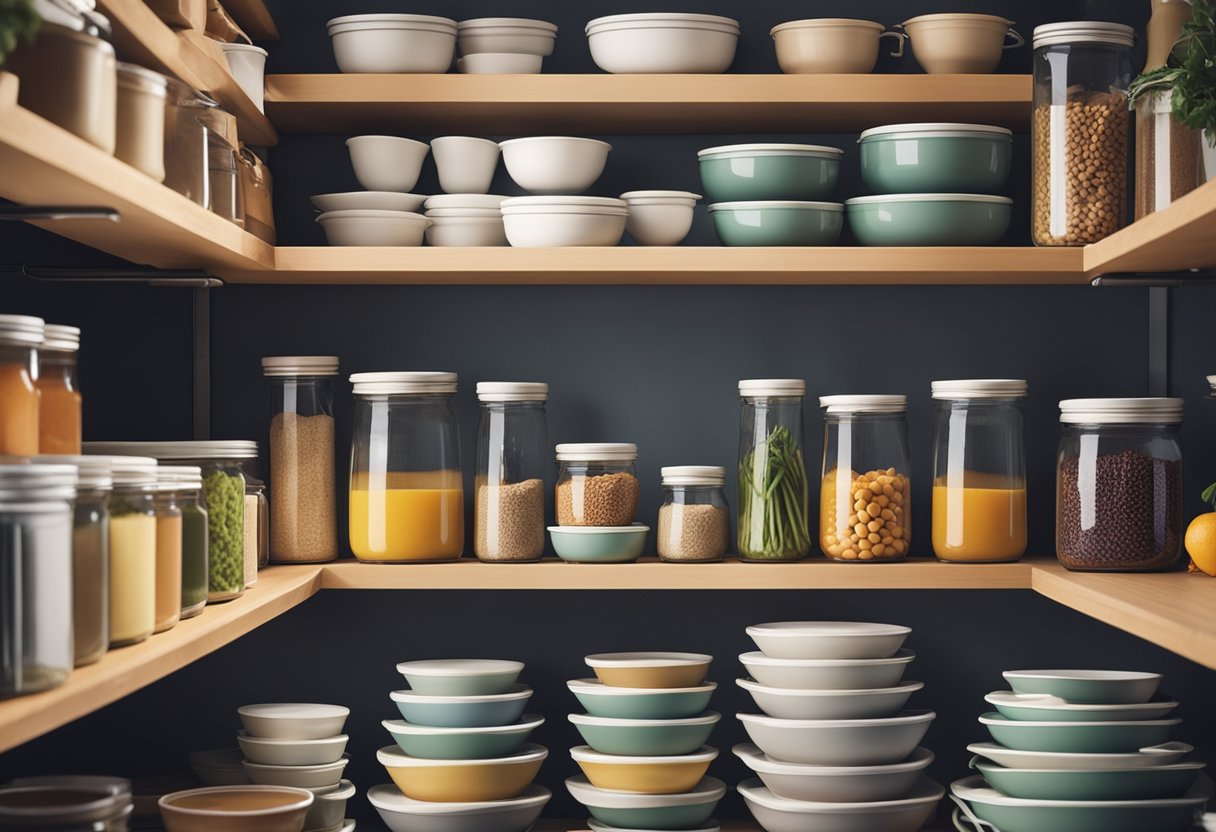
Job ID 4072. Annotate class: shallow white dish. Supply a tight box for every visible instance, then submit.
[739,649,915,690]
[431,136,500,195]
[458,18,557,56]
[967,741,1194,770]
[347,136,430,192]
[501,197,627,247]
[586,14,739,73]
[566,775,726,808]
[312,192,428,213]
[745,621,911,660]
[426,215,508,247]
[238,704,350,740]
[734,743,934,803]
[317,210,430,247]
[738,776,943,832]
[736,678,924,720]
[737,710,935,766]
[237,732,348,766]
[458,53,544,73]
[242,756,348,789]
[328,14,456,73]
[620,191,700,246]
[985,691,1180,722]
[396,658,524,695]
[368,782,550,832]
[499,136,611,194]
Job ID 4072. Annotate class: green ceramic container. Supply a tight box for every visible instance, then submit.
[846,194,1011,246]
[390,685,532,728]
[979,713,1178,753]
[859,123,1013,194]
[1002,670,1162,705]
[549,525,648,563]
[974,760,1203,801]
[382,716,543,760]
[698,144,843,202]
[569,712,720,756]
[708,201,843,246]
[568,679,717,720]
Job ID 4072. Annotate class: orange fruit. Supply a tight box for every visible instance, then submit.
[1184,513,1216,577]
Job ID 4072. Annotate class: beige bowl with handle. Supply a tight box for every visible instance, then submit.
[898,13,1023,74]
[771,19,905,74]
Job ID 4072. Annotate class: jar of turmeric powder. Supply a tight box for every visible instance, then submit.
[0,314,44,456]
[37,324,83,455]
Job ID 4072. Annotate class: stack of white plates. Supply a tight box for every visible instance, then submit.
[586,13,740,73]
[457,18,558,74]
[328,14,456,73]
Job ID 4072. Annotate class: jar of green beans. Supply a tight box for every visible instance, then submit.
[737,379,811,561]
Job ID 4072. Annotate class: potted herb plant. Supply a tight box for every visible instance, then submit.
[0,0,39,65]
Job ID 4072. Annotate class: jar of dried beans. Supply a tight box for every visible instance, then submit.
[1056,398,1184,572]
[1032,22,1135,246]
[556,443,639,527]
[819,395,911,562]
[658,466,730,563]
[475,383,549,562]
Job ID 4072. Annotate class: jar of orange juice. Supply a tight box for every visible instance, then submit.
[348,372,464,562]
[931,380,1028,563]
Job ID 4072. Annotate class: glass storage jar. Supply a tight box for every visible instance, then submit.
[153,467,189,634]
[819,395,911,562]
[0,315,44,457]
[162,77,215,207]
[555,443,639,528]
[475,382,549,562]
[658,466,730,563]
[244,477,268,586]
[178,471,208,619]
[349,372,464,562]
[738,379,810,561]
[0,463,75,697]
[1032,22,1135,246]
[0,780,133,831]
[104,456,158,647]
[262,356,339,564]
[931,380,1028,563]
[1056,398,1184,571]
[36,324,82,455]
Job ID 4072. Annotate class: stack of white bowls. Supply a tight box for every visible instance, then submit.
[734,622,944,832]
[314,136,431,246]
[328,14,457,73]
[424,195,509,247]
[586,13,740,73]
[619,191,702,246]
[457,18,558,74]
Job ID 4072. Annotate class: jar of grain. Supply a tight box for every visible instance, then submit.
[36,324,82,455]
[658,466,730,563]
[105,456,159,647]
[0,315,44,456]
[475,382,549,562]
[1056,398,1184,572]
[1135,90,1203,220]
[556,443,639,528]
[153,466,187,634]
[819,395,911,562]
[1032,22,1135,246]
[738,380,810,562]
[349,372,464,562]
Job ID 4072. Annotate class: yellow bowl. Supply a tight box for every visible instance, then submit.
[586,653,712,689]
[571,745,718,795]
[376,743,547,803]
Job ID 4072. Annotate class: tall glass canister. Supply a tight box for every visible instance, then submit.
[475,382,549,563]
[36,324,82,455]
[931,380,1028,563]
[0,315,43,457]
[738,379,811,562]
[102,456,158,648]
[153,466,190,634]
[176,467,208,619]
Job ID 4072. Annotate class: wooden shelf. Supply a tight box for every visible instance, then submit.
[221,0,278,41]
[265,74,1033,134]
[1085,177,1216,276]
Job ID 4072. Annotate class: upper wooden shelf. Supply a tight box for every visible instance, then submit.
[221,0,278,41]
[1085,177,1216,276]
[264,74,1033,134]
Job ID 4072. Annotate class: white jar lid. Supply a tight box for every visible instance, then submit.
[0,464,78,498]
[37,455,111,490]
[85,440,259,460]
[662,466,726,486]
[157,465,203,491]
[820,395,908,414]
[477,382,549,402]
[859,123,1013,141]
[932,379,1028,400]
[1033,21,1135,49]
[350,371,457,396]
[556,443,638,462]
[739,379,806,398]
[41,324,80,352]
[0,314,45,347]
[1059,398,1184,425]
[96,456,159,487]
[698,143,844,159]
[262,356,340,377]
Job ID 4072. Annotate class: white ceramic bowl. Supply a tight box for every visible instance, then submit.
[566,775,727,814]
[305,780,356,832]
[237,732,349,766]
[739,650,915,690]
[619,191,700,246]
[396,658,524,696]
[499,137,612,194]
[219,43,267,113]
[427,216,508,247]
[347,136,430,192]
[458,53,544,74]
[242,757,348,790]
[746,622,912,660]
[312,192,428,213]
[426,208,504,219]
[328,14,457,73]
[586,14,740,73]
[737,710,935,766]
[431,137,501,195]
[967,741,1194,771]
[734,744,934,803]
[368,783,551,832]
[425,194,508,211]
[317,210,431,247]
[736,679,924,720]
[738,777,944,832]
[458,18,557,56]
[189,748,252,786]
[501,197,627,247]
[238,704,350,741]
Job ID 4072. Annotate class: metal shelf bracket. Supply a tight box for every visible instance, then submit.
[0,206,120,223]
[17,266,223,288]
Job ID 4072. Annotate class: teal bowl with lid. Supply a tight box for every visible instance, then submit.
[708,201,843,246]
[859,123,1012,194]
[972,758,1204,801]
[568,679,717,720]
[979,712,1179,753]
[846,194,1011,246]
[698,144,843,202]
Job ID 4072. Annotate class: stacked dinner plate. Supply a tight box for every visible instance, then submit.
[953,669,1209,832]
[734,622,943,832]
[371,659,551,832]
[567,652,727,832]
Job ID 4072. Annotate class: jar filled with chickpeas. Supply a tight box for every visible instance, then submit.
[819,396,911,562]
[1031,22,1135,246]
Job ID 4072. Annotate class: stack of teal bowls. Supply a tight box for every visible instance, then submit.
[699,143,845,246]
[849,123,1014,246]
[566,652,726,832]
[952,669,1209,832]
[370,659,551,832]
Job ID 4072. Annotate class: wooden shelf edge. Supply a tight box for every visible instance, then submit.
[1084,178,1216,275]
[221,0,279,41]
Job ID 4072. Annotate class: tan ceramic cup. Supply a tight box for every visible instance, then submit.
[899,13,1024,74]
[771,18,906,74]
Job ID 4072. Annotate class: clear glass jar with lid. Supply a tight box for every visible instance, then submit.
[103,456,158,647]
[475,382,549,562]
[658,466,730,563]
[178,469,209,619]
[931,380,1028,563]
[1056,398,1184,571]
[555,443,639,527]
[1032,21,1135,246]
[244,476,268,586]
[0,779,133,831]
[349,372,464,562]
[738,379,810,562]
[153,466,192,634]
[36,324,82,455]
[262,356,339,564]
[0,314,44,456]
[819,395,911,562]
[0,463,75,696]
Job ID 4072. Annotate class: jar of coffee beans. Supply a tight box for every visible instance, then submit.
[556,443,639,527]
[658,466,730,563]
[1056,398,1184,572]
[1031,22,1135,246]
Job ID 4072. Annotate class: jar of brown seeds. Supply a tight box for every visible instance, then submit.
[475,383,550,562]
[556,443,639,527]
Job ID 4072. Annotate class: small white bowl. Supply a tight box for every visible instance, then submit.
[458,18,558,56]
[739,776,943,832]
[739,650,915,690]
[237,733,349,766]
[305,779,356,832]
[586,14,740,74]
[219,43,267,113]
[425,194,508,211]
[311,192,428,213]
[503,212,625,247]
[734,744,934,803]
[620,191,700,246]
[737,710,935,766]
[458,53,545,74]
[317,210,431,247]
[238,704,350,741]
[242,757,349,790]
[427,215,508,247]
[347,136,430,192]
[746,621,912,660]
[328,15,457,73]
[499,137,612,194]
[431,137,501,195]
[736,678,924,720]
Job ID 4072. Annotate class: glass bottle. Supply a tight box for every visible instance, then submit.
[0,315,43,456]
[475,382,549,562]
[36,324,82,455]
[738,379,810,561]
[104,456,158,647]
[658,466,730,563]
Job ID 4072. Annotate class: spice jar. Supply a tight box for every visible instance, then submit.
[349,372,464,562]
[153,467,194,634]
[475,382,549,562]
[931,380,1028,563]
[819,395,911,562]
[244,477,268,586]
[0,781,133,831]
[36,324,82,455]
[105,456,158,647]
[1056,398,1184,572]
[556,443,639,528]
[0,315,44,456]
[178,469,209,619]
[262,356,338,564]
[1032,22,1135,245]
[0,463,75,697]
[738,380,810,562]
[658,466,730,563]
